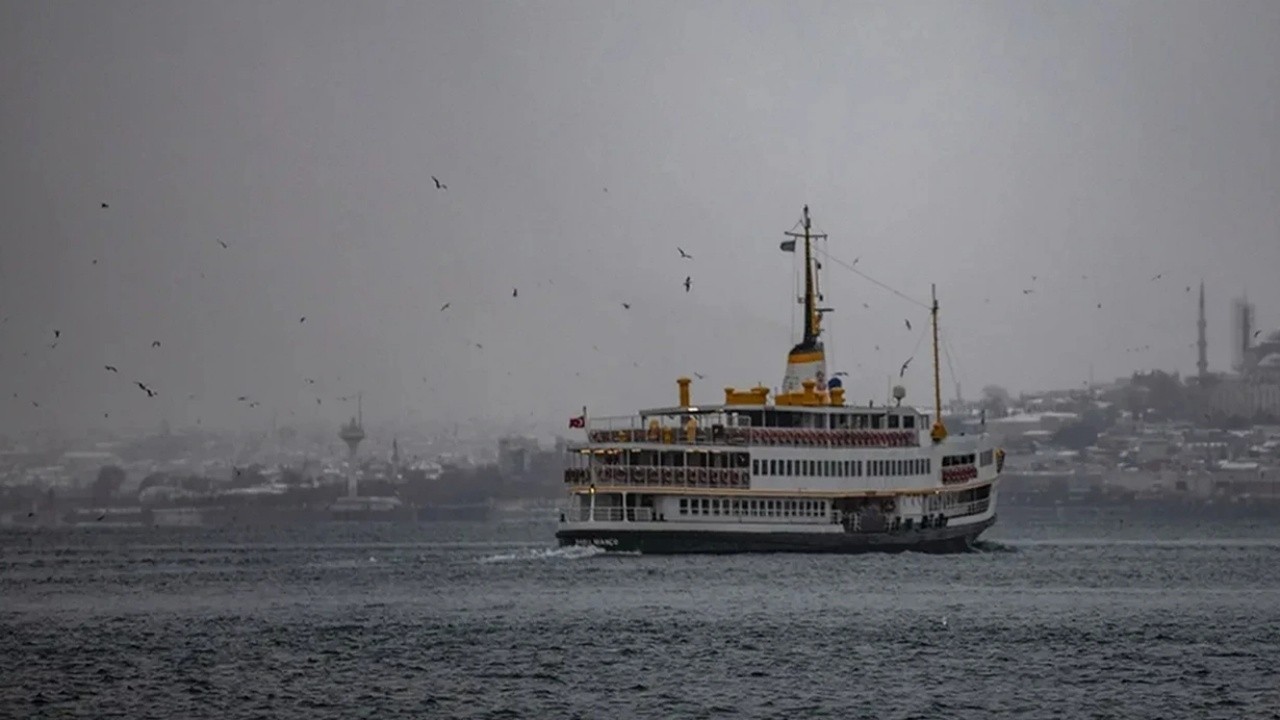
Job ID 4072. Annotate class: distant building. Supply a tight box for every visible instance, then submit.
[497,436,540,477]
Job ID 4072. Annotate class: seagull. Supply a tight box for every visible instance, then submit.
[1150,273,1163,281]
[1022,289,1034,295]
[432,176,447,190]
[237,396,249,402]
[248,401,260,408]
[678,247,692,259]
[862,303,870,309]
[53,330,60,339]
[904,319,912,331]
[299,316,306,323]
[440,302,451,312]
[135,381,157,398]
[621,302,631,310]
[693,372,706,380]
[305,378,316,384]
[101,202,109,209]
[151,341,161,348]
[104,365,118,373]
[512,288,518,298]
[475,343,484,349]
[833,371,849,377]
[1254,330,1263,339]
[316,398,322,405]
[216,239,228,249]
[683,276,691,292]
[900,358,912,377]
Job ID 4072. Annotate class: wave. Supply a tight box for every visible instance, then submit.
[477,545,606,564]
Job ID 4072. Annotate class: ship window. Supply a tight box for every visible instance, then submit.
[700,498,708,515]
[752,459,759,475]
[785,459,792,475]
[903,415,915,429]
[888,415,900,429]
[768,459,775,475]
[679,498,688,515]
[809,460,817,475]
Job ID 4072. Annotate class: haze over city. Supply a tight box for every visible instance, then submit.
[3,1,1279,436]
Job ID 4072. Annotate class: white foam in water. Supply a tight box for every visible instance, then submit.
[478,545,606,564]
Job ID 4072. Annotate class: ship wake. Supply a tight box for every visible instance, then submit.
[478,545,607,564]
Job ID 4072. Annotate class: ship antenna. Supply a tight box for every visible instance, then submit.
[929,284,948,443]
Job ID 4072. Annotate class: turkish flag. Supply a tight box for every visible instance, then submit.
[568,415,585,428]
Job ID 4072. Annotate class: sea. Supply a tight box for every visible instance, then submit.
[2,508,1279,719]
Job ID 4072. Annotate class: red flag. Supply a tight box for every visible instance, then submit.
[568,415,585,428]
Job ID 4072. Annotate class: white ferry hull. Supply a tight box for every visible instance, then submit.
[555,515,996,554]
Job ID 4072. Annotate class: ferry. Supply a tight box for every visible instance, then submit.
[556,206,1003,554]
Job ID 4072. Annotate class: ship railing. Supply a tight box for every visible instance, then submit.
[581,423,918,449]
[941,465,979,486]
[584,416,752,447]
[566,506,658,523]
[747,428,919,448]
[564,467,750,489]
[951,498,990,518]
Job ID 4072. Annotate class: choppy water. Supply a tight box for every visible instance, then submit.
[3,512,1280,719]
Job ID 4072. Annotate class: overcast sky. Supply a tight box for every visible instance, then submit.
[2,0,1278,436]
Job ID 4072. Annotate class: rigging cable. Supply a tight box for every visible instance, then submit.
[815,245,930,310]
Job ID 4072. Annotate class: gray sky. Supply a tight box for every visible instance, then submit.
[2,0,1278,436]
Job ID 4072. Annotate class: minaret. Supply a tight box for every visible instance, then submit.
[338,393,366,498]
[1196,281,1208,380]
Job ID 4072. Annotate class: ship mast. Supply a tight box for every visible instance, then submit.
[929,284,948,443]
[784,205,827,346]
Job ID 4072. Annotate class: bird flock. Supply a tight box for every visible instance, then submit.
[5,186,1222,426]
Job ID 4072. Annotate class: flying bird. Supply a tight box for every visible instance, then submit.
[621,303,631,310]
[440,302,451,312]
[100,203,108,209]
[678,247,692,259]
[104,365,118,373]
[475,343,484,349]
[1022,289,1035,295]
[299,316,306,323]
[135,381,157,398]
[151,341,161,348]
[904,319,912,331]
[237,396,248,402]
[432,176,447,190]
[693,372,706,380]
[1150,273,1163,281]
[900,358,912,377]
[305,378,316,385]
[53,330,60,339]
[1254,330,1263,339]
[217,239,228,249]
[833,371,848,377]
[512,288,518,298]
[683,276,691,292]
